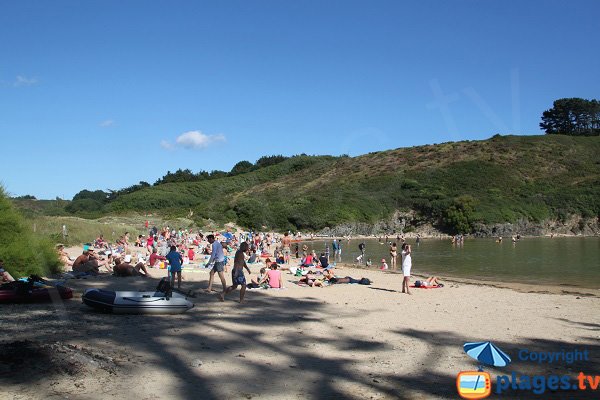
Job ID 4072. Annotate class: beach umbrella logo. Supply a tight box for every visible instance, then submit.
[463,341,512,368]
[456,341,511,399]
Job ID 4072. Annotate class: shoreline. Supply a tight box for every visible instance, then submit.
[337,263,600,297]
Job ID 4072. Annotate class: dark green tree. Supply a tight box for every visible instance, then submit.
[154,169,197,185]
[443,195,477,233]
[255,155,289,168]
[72,189,109,202]
[229,160,254,176]
[540,98,600,136]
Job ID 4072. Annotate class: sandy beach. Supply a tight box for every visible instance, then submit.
[2,253,599,400]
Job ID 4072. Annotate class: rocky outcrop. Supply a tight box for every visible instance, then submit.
[319,211,600,238]
[320,210,444,237]
[472,216,600,237]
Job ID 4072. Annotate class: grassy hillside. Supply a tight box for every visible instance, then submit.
[15,135,600,234]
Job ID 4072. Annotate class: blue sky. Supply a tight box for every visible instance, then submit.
[1,0,598,199]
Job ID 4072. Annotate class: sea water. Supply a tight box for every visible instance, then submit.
[297,237,600,289]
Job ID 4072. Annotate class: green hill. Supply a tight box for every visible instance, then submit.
[105,135,600,233]
[14,135,600,234]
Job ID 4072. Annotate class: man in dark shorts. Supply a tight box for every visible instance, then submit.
[206,234,227,295]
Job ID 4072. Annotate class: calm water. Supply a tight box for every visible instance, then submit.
[297,237,600,289]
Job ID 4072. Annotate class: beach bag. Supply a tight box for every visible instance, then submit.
[358,278,371,285]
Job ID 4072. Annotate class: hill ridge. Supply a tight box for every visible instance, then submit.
[15,135,600,235]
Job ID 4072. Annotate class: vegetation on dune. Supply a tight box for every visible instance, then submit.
[0,187,61,278]
[10,135,600,235]
[24,215,196,247]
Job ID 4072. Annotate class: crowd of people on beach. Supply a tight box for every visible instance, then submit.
[53,226,444,302]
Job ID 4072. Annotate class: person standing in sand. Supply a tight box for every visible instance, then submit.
[358,242,366,264]
[220,241,251,303]
[165,246,183,289]
[282,232,292,264]
[206,234,227,294]
[401,243,412,294]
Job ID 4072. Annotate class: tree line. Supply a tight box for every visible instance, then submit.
[65,154,296,213]
[540,98,600,136]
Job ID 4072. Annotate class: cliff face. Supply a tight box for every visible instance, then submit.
[320,211,600,238]
[471,216,600,237]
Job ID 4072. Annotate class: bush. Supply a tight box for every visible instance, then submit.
[0,187,61,278]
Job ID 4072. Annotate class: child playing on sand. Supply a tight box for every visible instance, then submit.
[166,245,183,289]
[249,267,268,289]
[380,258,389,270]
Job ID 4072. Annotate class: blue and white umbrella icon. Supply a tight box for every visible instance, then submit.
[464,341,512,368]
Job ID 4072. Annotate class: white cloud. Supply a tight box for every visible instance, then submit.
[99,119,115,127]
[160,140,174,150]
[14,75,37,87]
[174,130,226,150]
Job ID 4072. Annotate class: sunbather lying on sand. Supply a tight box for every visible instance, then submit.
[113,255,150,277]
[298,271,324,287]
[329,276,371,285]
[414,277,443,287]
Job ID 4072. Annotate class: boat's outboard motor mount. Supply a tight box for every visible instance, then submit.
[156,277,172,298]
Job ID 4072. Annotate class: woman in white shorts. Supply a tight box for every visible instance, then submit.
[401,243,412,295]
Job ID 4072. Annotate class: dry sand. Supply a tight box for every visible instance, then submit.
[1,259,599,400]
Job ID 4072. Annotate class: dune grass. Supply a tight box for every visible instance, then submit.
[25,214,199,247]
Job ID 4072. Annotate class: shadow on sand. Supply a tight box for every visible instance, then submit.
[1,275,599,399]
